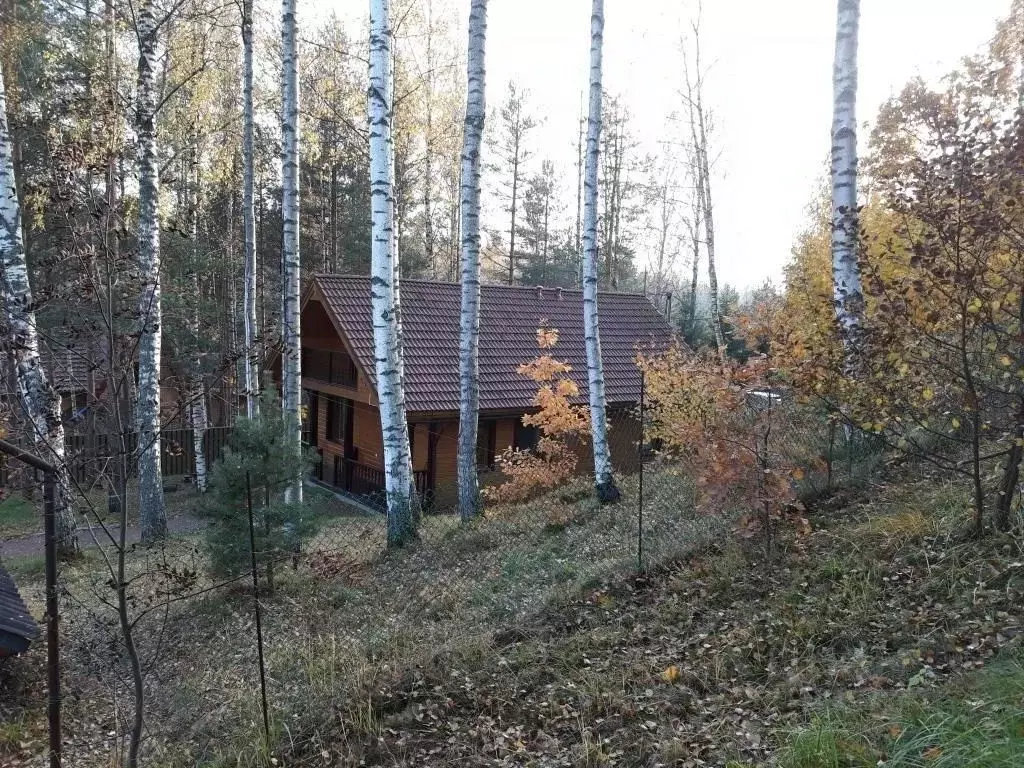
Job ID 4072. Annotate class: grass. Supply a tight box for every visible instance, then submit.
[778,648,1024,767]
[0,495,37,538]
[3,461,1023,768]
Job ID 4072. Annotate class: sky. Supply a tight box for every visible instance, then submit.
[317,0,1012,289]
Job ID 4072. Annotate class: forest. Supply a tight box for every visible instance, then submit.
[0,0,1023,766]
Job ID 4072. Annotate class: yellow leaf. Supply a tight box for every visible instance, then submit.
[922,746,943,760]
[923,387,935,401]
[791,467,806,481]
[887,724,903,739]
[1001,355,1013,367]
[951,418,960,429]
[661,665,681,684]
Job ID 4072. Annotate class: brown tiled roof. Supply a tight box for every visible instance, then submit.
[313,275,675,414]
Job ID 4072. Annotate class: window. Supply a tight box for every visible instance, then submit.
[302,348,358,388]
[477,420,497,470]
[514,421,540,453]
[325,397,351,444]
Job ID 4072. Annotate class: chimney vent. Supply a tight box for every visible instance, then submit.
[535,285,544,299]
[556,287,563,300]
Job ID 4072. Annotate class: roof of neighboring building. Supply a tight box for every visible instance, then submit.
[311,275,676,414]
[2,346,93,396]
[0,562,39,656]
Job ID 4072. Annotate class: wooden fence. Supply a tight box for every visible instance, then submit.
[63,426,233,486]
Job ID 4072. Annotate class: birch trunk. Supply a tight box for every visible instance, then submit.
[0,62,79,556]
[682,19,725,362]
[281,0,302,502]
[188,163,208,492]
[457,0,488,521]
[370,0,416,545]
[135,2,167,541]
[830,0,864,372]
[242,0,260,418]
[581,0,619,503]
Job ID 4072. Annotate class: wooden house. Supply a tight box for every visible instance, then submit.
[296,275,675,508]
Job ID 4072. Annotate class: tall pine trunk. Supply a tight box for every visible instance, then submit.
[281,0,302,501]
[457,0,488,521]
[370,0,416,545]
[0,61,79,556]
[830,0,864,371]
[581,0,619,503]
[135,2,167,541]
[242,0,259,418]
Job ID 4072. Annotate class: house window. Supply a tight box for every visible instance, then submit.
[477,420,497,470]
[302,348,358,388]
[325,397,351,444]
[514,421,540,453]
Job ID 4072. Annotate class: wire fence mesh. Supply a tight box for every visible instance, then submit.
[0,396,883,767]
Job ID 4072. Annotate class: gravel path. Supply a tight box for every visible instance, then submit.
[0,513,208,559]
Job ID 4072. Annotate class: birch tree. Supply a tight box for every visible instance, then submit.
[135,0,167,541]
[0,60,79,557]
[281,0,302,502]
[242,0,259,418]
[681,7,726,361]
[830,0,865,372]
[370,0,417,545]
[581,0,619,503]
[457,0,488,521]
[187,155,208,492]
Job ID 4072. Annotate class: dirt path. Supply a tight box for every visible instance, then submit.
[0,513,208,559]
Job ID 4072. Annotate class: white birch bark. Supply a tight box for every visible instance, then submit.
[457,0,488,521]
[830,0,864,371]
[188,164,208,492]
[581,0,619,502]
[281,0,302,502]
[242,0,259,418]
[135,2,167,541]
[370,0,416,545]
[0,61,79,556]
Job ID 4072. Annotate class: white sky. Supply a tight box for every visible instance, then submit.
[313,0,1011,289]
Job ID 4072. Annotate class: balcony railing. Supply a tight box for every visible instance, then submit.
[327,458,429,501]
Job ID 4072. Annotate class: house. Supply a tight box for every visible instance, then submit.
[297,275,675,508]
[0,563,39,656]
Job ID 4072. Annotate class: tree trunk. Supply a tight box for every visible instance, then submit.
[683,19,725,361]
[581,0,619,503]
[188,160,208,492]
[135,2,167,542]
[370,0,416,545]
[242,0,259,418]
[508,134,519,285]
[0,62,79,556]
[830,0,865,373]
[457,0,488,521]
[281,0,302,502]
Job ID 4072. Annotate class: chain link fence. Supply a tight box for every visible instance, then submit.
[0,396,882,767]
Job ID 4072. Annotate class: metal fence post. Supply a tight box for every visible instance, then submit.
[245,473,271,748]
[0,438,62,768]
[43,470,61,768]
[637,370,645,572]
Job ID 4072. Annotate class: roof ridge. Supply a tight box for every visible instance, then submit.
[312,273,649,297]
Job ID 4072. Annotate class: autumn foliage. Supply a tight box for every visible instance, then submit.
[484,324,591,505]
[639,300,809,552]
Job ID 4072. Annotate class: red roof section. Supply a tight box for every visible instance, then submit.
[313,275,675,414]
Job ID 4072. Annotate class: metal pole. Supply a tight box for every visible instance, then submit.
[637,370,645,572]
[44,471,61,768]
[245,473,271,747]
[0,440,64,768]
